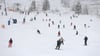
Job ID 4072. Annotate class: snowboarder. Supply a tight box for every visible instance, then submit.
[8,20,10,25]
[37,29,41,34]
[8,38,13,48]
[84,36,88,46]
[55,37,64,50]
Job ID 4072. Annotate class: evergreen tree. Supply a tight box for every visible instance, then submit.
[72,1,82,15]
[83,5,88,15]
[42,0,50,11]
[28,1,36,13]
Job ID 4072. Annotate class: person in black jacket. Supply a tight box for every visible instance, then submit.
[55,37,64,50]
[8,38,13,47]
[84,36,88,46]
[8,20,10,25]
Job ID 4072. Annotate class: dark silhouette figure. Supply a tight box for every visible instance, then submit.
[59,20,61,24]
[58,25,60,29]
[34,17,36,20]
[8,38,13,48]
[74,25,76,30]
[46,13,48,16]
[37,29,41,34]
[48,23,50,27]
[84,24,86,28]
[70,22,72,26]
[52,21,54,25]
[63,25,65,28]
[76,31,78,35]
[8,20,10,25]
[55,37,64,50]
[23,18,25,24]
[84,36,88,46]
[58,31,61,36]
[13,19,17,24]
[49,18,51,21]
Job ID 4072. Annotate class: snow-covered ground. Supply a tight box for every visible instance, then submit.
[0,11,100,56]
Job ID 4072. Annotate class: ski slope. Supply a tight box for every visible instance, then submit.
[0,11,100,56]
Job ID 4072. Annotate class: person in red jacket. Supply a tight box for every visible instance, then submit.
[8,38,13,48]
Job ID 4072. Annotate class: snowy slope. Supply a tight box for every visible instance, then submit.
[0,0,100,56]
[0,11,100,56]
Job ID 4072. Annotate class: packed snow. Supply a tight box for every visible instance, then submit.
[0,11,100,56]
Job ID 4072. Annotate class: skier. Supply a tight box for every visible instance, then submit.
[8,20,10,25]
[84,36,88,46]
[34,17,36,20]
[48,23,50,27]
[46,13,48,16]
[8,38,13,48]
[63,25,65,28]
[52,21,54,25]
[55,37,64,50]
[23,18,25,24]
[70,22,72,26]
[84,24,86,28]
[58,25,60,29]
[59,20,61,24]
[49,18,51,21]
[57,31,61,36]
[74,25,76,30]
[13,19,17,24]
[76,31,78,35]
[70,16,72,19]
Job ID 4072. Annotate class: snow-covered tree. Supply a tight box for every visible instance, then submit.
[28,0,36,13]
[14,3,21,11]
[82,5,88,15]
[72,1,82,15]
[42,0,50,11]
[61,0,70,8]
